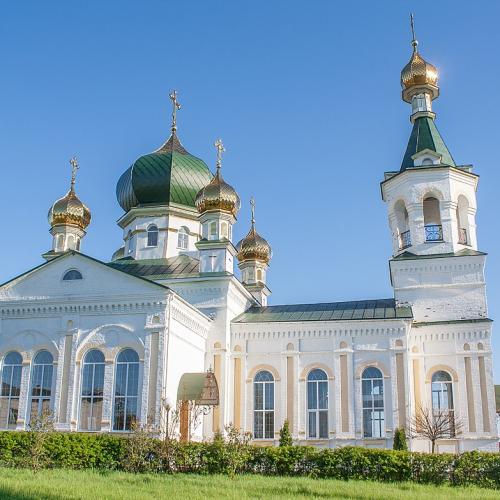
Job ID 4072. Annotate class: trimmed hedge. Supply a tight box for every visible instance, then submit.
[0,431,499,488]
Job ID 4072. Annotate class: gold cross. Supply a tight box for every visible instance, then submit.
[214,138,225,172]
[69,157,79,190]
[410,13,418,50]
[250,197,256,226]
[169,90,181,132]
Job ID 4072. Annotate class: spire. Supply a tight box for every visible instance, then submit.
[69,156,79,193]
[250,196,256,229]
[214,138,225,174]
[410,13,418,52]
[169,90,181,133]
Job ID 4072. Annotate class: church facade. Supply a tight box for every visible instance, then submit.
[0,31,497,453]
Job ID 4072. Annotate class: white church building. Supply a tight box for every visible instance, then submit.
[0,29,497,453]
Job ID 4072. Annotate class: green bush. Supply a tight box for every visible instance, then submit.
[278,420,293,447]
[0,431,499,489]
[393,428,408,451]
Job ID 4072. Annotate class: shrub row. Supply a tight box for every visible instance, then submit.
[0,431,499,489]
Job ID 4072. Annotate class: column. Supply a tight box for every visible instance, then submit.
[233,356,242,428]
[100,360,114,432]
[463,356,476,432]
[147,332,160,426]
[286,355,294,430]
[16,359,31,430]
[478,356,490,433]
[213,352,221,432]
[395,353,406,427]
[340,354,349,433]
[57,334,73,426]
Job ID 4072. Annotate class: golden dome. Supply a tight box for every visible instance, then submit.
[48,187,91,231]
[237,225,272,264]
[401,44,438,90]
[195,168,240,217]
[195,139,240,217]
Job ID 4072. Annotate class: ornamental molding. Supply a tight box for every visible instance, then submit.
[171,304,209,338]
[231,324,408,341]
[409,328,490,343]
[391,261,483,274]
[0,298,167,319]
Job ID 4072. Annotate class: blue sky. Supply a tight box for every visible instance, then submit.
[1,1,499,380]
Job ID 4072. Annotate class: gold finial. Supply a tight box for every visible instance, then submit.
[250,197,256,227]
[214,138,225,173]
[410,13,418,51]
[69,157,79,191]
[169,90,181,132]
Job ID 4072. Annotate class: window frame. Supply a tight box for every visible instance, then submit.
[0,351,23,430]
[146,225,159,248]
[177,227,189,250]
[361,366,385,439]
[253,370,274,440]
[307,369,329,439]
[29,350,54,424]
[112,349,140,432]
[79,349,105,432]
[62,269,83,281]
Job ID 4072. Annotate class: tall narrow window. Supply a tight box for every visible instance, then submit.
[431,371,454,413]
[362,367,384,438]
[178,227,189,250]
[127,231,135,255]
[147,225,158,247]
[80,349,105,431]
[254,370,274,439]
[307,369,328,439]
[221,222,228,239]
[0,352,22,429]
[209,222,217,240]
[113,349,139,431]
[423,196,443,242]
[29,351,54,422]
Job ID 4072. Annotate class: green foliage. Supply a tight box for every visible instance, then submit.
[393,427,408,451]
[278,420,293,447]
[0,431,499,489]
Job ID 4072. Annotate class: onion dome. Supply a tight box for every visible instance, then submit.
[401,46,438,90]
[116,132,212,212]
[236,199,272,264]
[116,91,212,212]
[401,15,438,95]
[195,139,240,217]
[48,158,91,231]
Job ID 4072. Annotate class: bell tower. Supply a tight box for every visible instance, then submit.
[381,17,487,322]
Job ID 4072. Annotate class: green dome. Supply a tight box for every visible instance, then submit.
[116,132,213,212]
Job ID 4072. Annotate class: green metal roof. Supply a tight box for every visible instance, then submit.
[401,116,456,171]
[108,254,200,280]
[232,299,412,324]
[391,249,486,261]
[116,132,212,212]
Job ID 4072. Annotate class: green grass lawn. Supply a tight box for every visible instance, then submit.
[0,468,497,499]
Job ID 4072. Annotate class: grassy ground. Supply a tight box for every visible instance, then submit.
[0,468,497,499]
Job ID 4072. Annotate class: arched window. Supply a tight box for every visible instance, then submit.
[147,225,159,247]
[30,351,54,422]
[209,221,217,240]
[0,352,22,429]
[113,349,139,431]
[307,369,328,439]
[127,231,135,255]
[221,222,228,239]
[67,234,76,250]
[254,370,274,439]
[423,196,443,242]
[456,195,470,245]
[362,367,384,438]
[256,269,263,282]
[431,371,453,413]
[394,200,410,250]
[178,227,189,250]
[63,269,83,281]
[80,349,105,431]
[56,234,64,252]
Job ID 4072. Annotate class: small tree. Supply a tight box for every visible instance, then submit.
[25,410,54,473]
[410,404,463,453]
[393,427,408,451]
[279,419,293,447]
